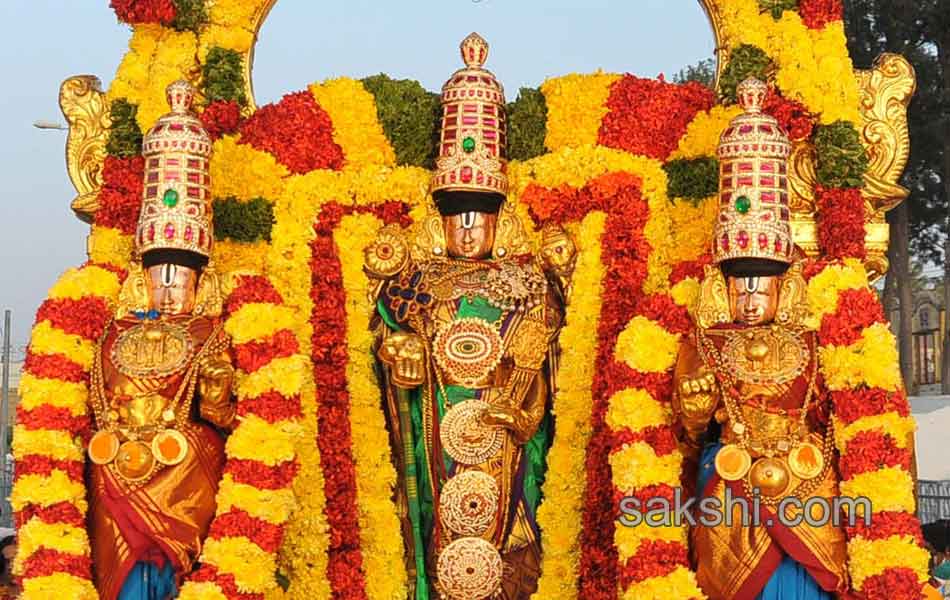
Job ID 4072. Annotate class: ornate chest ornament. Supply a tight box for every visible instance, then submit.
[440,400,505,465]
[439,470,500,536]
[433,318,504,386]
[719,326,808,386]
[111,319,195,379]
[427,260,547,312]
[697,326,832,504]
[436,536,504,600]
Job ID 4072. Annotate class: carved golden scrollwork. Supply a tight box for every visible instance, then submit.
[60,75,111,223]
[857,53,916,217]
[781,54,915,281]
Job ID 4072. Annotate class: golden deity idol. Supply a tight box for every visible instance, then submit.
[366,34,573,600]
[86,81,234,600]
[673,79,849,600]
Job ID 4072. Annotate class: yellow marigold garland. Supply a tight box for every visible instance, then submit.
[540,73,620,151]
[532,211,605,600]
[309,79,396,171]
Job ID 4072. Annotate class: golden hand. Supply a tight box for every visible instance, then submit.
[482,405,538,445]
[674,369,719,437]
[198,351,237,429]
[199,355,235,383]
[378,331,426,389]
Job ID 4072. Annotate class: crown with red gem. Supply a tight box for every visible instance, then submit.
[430,33,508,199]
[713,77,794,266]
[135,80,214,259]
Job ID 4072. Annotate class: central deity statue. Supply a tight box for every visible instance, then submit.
[85,81,233,600]
[673,79,850,600]
[364,33,574,600]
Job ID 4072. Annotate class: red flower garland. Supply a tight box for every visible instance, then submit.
[239,91,344,174]
[309,201,410,598]
[201,100,243,141]
[798,0,844,30]
[818,287,885,347]
[599,75,715,161]
[182,274,302,597]
[763,92,816,142]
[95,156,145,234]
[526,172,694,598]
[109,0,176,25]
[815,186,866,260]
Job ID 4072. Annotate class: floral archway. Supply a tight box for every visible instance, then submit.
[14,1,924,599]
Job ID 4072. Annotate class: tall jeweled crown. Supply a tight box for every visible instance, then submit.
[430,33,508,200]
[135,80,214,259]
[713,78,794,266]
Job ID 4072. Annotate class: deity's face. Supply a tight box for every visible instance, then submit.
[443,211,497,259]
[146,263,198,315]
[727,275,779,326]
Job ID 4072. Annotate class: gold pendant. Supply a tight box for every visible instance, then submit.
[114,440,156,482]
[440,400,504,465]
[112,320,195,378]
[720,327,808,385]
[433,318,504,387]
[748,457,790,498]
[436,537,503,600]
[788,441,824,480]
[714,444,752,481]
[88,430,120,465]
[439,470,500,536]
[152,429,189,466]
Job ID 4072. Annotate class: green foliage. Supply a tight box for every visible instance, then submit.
[212,197,274,242]
[506,87,548,161]
[663,157,720,203]
[360,74,441,168]
[203,47,247,106]
[172,0,208,32]
[106,99,143,158]
[719,44,771,102]
[814,121,869,189]
[673,58,716,89]
[758,0,799,20]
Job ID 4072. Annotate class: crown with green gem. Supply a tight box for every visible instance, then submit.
[430,33,508,199]
[713,77,793,266]
[135,80,214,259]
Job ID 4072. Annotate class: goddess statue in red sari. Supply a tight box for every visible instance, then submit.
[85,81,234,600]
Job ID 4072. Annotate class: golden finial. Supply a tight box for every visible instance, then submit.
[737,77,768,113]
[460,32,489,69]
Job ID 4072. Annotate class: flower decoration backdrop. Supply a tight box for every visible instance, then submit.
[15,0,923,599]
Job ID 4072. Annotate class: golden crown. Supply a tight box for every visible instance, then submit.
[430,33,508,199]
[713,78,794,266]
[135,80,214,259]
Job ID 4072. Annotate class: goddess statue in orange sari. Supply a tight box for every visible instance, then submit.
[85,81,234,600]
[672,79,851,600]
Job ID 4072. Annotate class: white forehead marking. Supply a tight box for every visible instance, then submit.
[161,264,177,287]
[461,211,477,229]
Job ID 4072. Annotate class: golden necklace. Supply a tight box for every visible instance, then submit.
[697,325,834,505]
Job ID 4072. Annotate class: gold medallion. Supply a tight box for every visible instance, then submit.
[88,430,120,465]
[152,429,189,466]
[114,440,155,482]
[434,318,504,387]
[436,537,503,600]
[714,444,752,481]
[788,441,824,480]
[440,470,500,536]
[720,327,808,386]
[440,400,504,465]
[112,320,194,378]
[748,457,790,498]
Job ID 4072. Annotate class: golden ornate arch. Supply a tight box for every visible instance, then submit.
[60,0,914,278]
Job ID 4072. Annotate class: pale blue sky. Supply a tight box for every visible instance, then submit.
[0,1,714,352]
